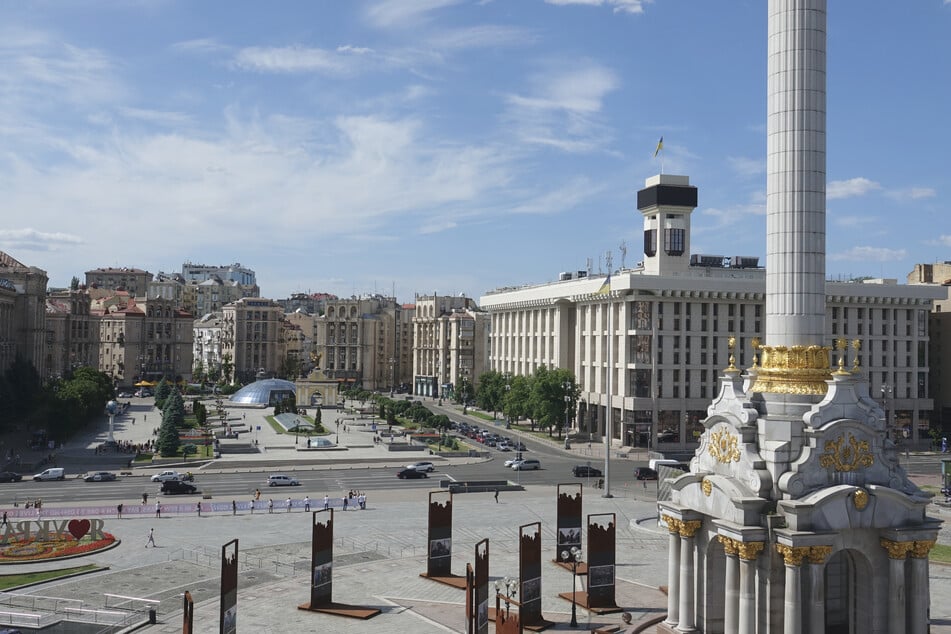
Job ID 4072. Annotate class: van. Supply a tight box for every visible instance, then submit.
[33,467,65,481]
[648,458,680,471]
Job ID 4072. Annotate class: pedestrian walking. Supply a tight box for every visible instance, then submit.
[144,414,147,423]
[303,496,310,512]
[232,500,237,515]
[323,494,329,510]
[286,497,292,512]
[155,501,161,518]
[268,499,274,514]
[145,528,156,548]
[255,489,261,501]
[116,504,123,519]
[358,492,366,509]
[494,488,499,503]
[142,492,148,505]
[1,511,6,526]
[343,496,348,511]
[250,499,255,514]
[196,502,202,517]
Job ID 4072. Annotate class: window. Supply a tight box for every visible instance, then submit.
[644,229,657,257]
[665,228,685,256]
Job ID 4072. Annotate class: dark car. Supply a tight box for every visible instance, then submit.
[0,472,22,483]
[84,471,117,482]
[634,467,659,481]
[572,465,603,478]
[396,468,428,479]
[161,480,198,495]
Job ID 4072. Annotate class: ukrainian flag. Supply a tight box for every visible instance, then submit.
[653,136,664,158]
[596,273,611,295]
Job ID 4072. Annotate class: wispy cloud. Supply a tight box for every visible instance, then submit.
[0,228,84,251]
[171,38,229,55]
[365,0,462,29]
[827,177,881,200]
[728,156,764,178]
[828,246,907,262]
[885,186,936,200]
[937,235,951,247]
[503,62,618,153]
[544,0,651,15]
[232,46,357,74]
[511,177,604,215]
[118,107,193,126]
[427,25,535,51]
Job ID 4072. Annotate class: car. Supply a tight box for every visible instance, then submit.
[513,442,527,451]
[0,472,22,483]
[33,468,66,481]
[84,471,117,482]
[151,470,184,483]
[504,453,525,467]
[497,443,511,451]
[512,459,541,471]
[267,474,300,487]
[572,465,603,478]
[161,480,197,495]
[635,467,659,481]
[116,391,132,398]
[396,468,428,479]
[406,461,435,473]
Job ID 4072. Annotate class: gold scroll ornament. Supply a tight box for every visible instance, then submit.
[708,429,741,464]
[819,434,874,472]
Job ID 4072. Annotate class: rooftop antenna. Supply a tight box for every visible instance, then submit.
[619,241,627,270]
[605,250,614,275]
[586,258,593,277]
[598,254,603,275]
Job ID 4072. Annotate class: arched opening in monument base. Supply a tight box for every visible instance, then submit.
[700,531,725,632]
[824,548,872,634]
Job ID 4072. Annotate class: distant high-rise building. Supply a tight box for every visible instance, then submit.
[220,298,285,384]
[85,267,152,296]
[412,295,488,399]
[46,289,96,380]
[181,261,257,287]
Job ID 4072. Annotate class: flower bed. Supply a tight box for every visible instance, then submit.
[0,532,118,564]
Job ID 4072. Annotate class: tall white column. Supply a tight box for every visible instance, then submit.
[723,546,739,634]
[777,545,806,634]
[736,542,763,634]
[677,520,701,633]
[807,547,831,634]
[909,541,935,634]
[664,517,681,627]
[765,0,827,347]
[881,539,913,634]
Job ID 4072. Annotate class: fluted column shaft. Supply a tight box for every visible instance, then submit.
[888,556,906,633]
[806,547,831,634]
[677,532,696,632]
[736,542,763,634]
[909,544,933,634]
[663,517,680,627]
[724,551,739,633]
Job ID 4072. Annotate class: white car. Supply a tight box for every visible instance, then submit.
[151,470,183,483]
[267,474,300,487]
[406,461,435,473]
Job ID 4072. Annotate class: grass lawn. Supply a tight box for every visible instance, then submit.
[0,564,102,591]
[265,416,328,436]
[931,543,951,565]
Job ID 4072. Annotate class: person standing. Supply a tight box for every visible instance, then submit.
[155,501,161,518]
[1,511,7,526]
[343,496,348,511]
[323,494,329,510]
[358,492,366,510]
[249,498,255,514]
[286,496,292,512]
[232,500,237,515]
[494,488,499,503]
[196,502,202,517]
[268,499,274,514]
[116,504,123,519]
[145,528,156,548]
[303,496,311,512]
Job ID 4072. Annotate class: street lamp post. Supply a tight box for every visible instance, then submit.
[561,546,583,628]
[881,385,891,439]
[494,576,518,619]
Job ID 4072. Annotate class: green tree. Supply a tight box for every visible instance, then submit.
[220,353,234,385]
[503,374,533,427]
[475,370,506,418]
[154,378,172,410]
[156,413,181,456]
[527,366,577,438]
[70,276,80,290]
[192,360,205,385]
[162,389,186,428]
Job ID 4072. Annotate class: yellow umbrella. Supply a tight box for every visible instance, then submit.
[134,380,151,387]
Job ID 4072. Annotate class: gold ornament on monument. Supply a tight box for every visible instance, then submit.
[853,489,869,511]
[819,434,874,472]
[701,478,712,496]
[708,429,741,464]
[750,344,832,395]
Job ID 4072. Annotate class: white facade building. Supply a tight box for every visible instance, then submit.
[481,174,944,450]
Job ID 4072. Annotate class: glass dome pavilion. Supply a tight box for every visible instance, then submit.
[230,378,297,406]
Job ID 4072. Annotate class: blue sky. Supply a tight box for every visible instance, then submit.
[1,1,949,303]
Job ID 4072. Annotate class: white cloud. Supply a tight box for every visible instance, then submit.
[0,229,83,251]
[700,202,766,228]
[544,0,650,15]
[885,186,936,200]
[728,156,764,178]
[233,46,351,74]
[365,0,462,29]
[938,235,951,247]
[507,65,618,113]
[511,177,604,215]
[171,38,229,54]
[828,246,907,262]
[827,177,881,200]
[118,107,193,126]
[426,25,535,51]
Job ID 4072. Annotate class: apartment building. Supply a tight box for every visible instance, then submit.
[908,261,951,429]
[97,297,194,388]
[412,295,489,399]
[312,295,407,392]
[85,267,152,296]
[480,175,945,449]
[181,261,257,288]
[46,289,96,380]
[0,251,49,377]
[193,312,224,382]
[220,298,285,384]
